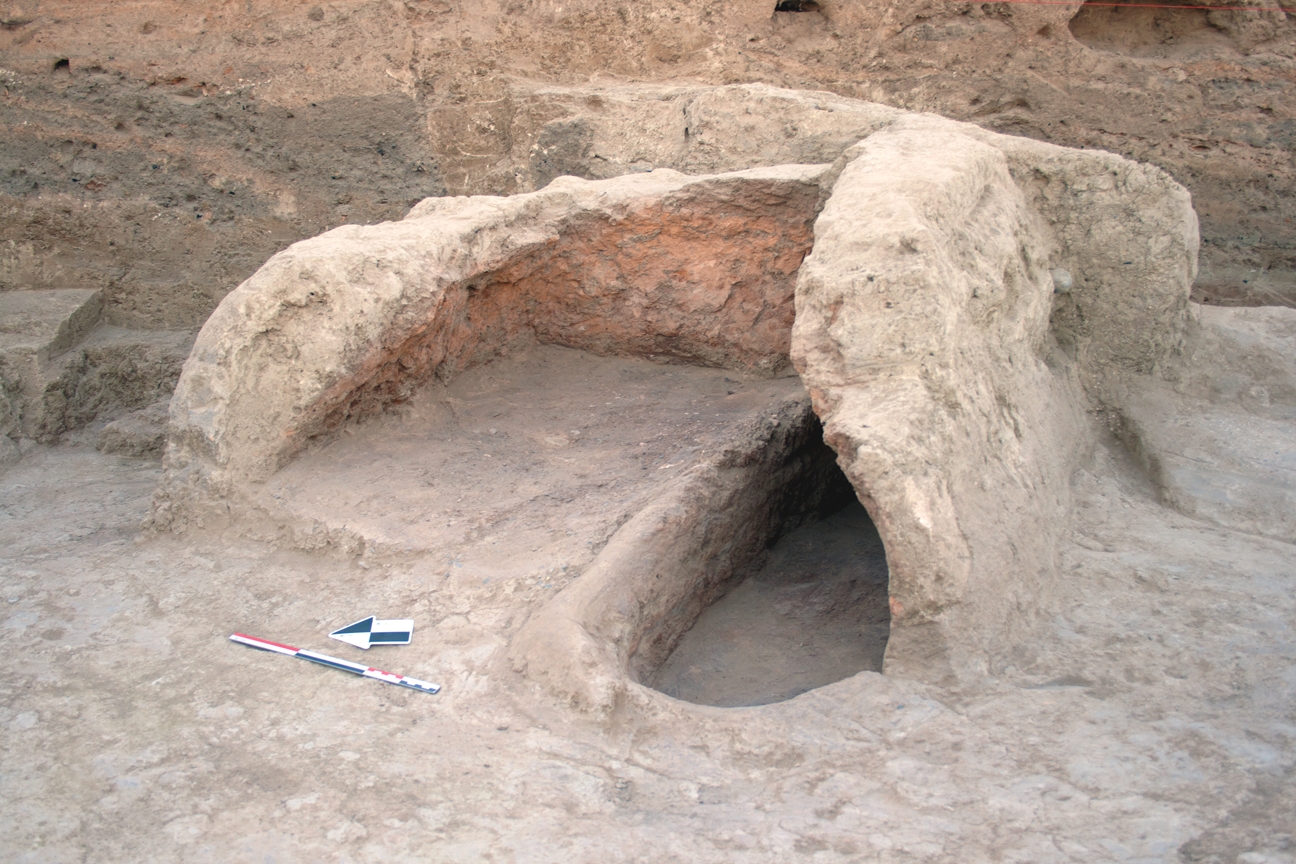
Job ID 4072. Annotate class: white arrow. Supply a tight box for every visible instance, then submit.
[328,616,414,650]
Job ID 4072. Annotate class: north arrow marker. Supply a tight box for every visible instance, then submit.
[328,616,414,650]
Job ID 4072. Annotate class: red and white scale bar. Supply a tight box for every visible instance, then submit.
[230,633,440,694]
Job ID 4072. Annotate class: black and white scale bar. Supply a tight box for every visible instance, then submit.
[230,633,440,694]
[328,616,414,650]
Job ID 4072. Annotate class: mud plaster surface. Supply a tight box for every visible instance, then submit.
[260,345,808,558]
[652,500,891,709]
[6,192,1283,861]
[1,382,1293,862]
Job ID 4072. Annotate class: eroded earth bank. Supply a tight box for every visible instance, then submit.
[1,0,1294,325]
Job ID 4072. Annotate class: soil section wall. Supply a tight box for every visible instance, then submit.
[0,0,1290,331]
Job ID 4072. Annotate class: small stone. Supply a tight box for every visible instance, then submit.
[1050,267,1074,293]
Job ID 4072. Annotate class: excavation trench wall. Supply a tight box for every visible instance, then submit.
[158,92,1199,698]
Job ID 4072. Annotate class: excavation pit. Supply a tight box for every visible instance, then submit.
[648,472,890,708]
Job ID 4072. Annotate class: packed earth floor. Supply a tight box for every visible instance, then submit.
[1,359,1293,863]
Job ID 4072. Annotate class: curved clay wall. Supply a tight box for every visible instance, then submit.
[158,93,1198,700]
[157,164,825,505]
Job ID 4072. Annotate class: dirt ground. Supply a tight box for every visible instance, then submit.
[1,346,1293,862]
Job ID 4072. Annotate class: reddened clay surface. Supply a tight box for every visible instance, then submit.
[156,163,824,513]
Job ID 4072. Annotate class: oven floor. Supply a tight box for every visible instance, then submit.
[650,499,890,707]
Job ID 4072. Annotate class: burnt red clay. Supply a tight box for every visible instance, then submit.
[303,179,817,449]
